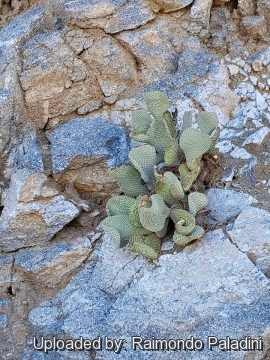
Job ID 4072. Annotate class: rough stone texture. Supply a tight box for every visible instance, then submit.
[189,0,213,30]
[25,234,152,341]
[0,255,14,298]
[0,169,79,252]
[0,90,12,154]
[49,117,128,172]
[205,188,258,222]
[116,17,179,83]
[15,236,91,286]
[241,16,268,41]
[48,117,129,194]
[4,132,44,180]
[0,2,270,359]
[27,230,270,360]
[242,127,270,153]
[63,0,155,33]
[183,64,240,125]
[150,0,193,12]
[228,207,270,277]
[81,35,138,98]
[0,7,45,45]
[257,0,270,24]
[237,0,256,16]
[20,31,102,129]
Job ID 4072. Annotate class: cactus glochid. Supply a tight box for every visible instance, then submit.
[101,91,220,259]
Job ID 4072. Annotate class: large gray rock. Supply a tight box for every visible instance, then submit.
[116,21,179,83]
[182,63,240,126]
[97,230,269,359]
[228,207,270,277]
[150,0,193,12]
[15,236,92,287]
[205,188,258,222]
[0,7,45,45]
[189,0,213,30]
[48,117,128,195]
[63,0,155,33]
[0,169,79,252]
[5,132,44,178]
[81,35,138,98]
[20,31,102,128]
[27,230,270,359]
[49,117,128,173]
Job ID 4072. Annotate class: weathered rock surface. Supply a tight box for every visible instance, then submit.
[228,207,270,277]
[5,132,44,177]
[48,117,128,194]
[81,35,138,98]
[116,19,179,83]
[26,230,270,360]
[15,236,91,286]
[0,169,79,252]
[0,90,12,154]
[189,0,213,30]
[150,0,193,12]
[20,31,102,128]
[205,188,258,222]
[0,255,14,298]
[0,1,269,359]
[0,7,45,45]
[63,0,155,33]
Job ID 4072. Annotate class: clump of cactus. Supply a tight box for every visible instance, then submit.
[101,91,220,260]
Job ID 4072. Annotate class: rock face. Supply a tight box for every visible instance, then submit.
[0,1,270,359]
[0,169,79,252]
[48,117,129,194]
[63,0,155,33]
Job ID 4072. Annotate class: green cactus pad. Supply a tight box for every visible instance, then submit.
[188,225,205,241]
[129,132,149,143]
[197,111,218,135]
[164,110,177,138]
[144,91,170,120]
[139,194,170,232]
[131,109,153,134]
[188,192,208,216]
[146,116,174,160]
[102,215,149,248]
[179,128,211,161]
[156,217,170,238]
[129,200,141,227]
[173,231,193,247]
[170,208,195,235]
[128,234,161,260]
[103,226,128,248]
[207,126,220,156]
[106,196,137,216]
[164,140,180,166]
[155,177,178,206]
[179,159,201,191]
[182,111,192,131]
[110,165,148,198]
[164,171,185,200]
[129,145,156,190]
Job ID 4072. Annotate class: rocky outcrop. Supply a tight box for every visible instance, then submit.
[0,1,269,359]
[25,190,270,360]
[0,169,79,252]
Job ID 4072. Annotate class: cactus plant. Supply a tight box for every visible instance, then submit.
[101,91,220,260]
